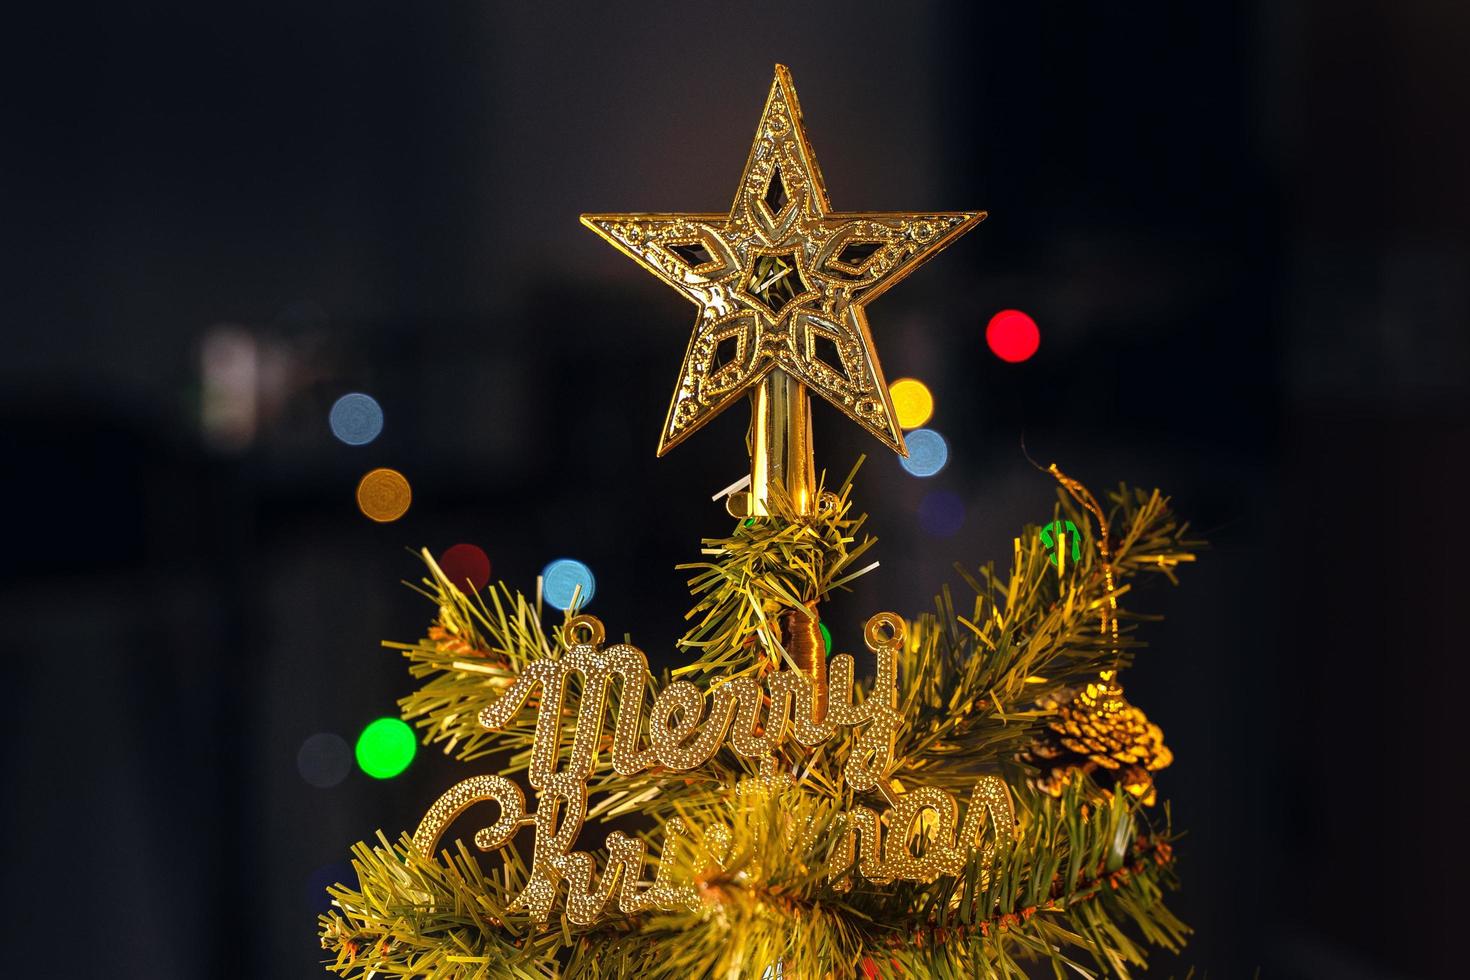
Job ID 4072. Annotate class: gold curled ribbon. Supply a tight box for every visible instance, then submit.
[782,601,826,723]
[1046,463,1119,663]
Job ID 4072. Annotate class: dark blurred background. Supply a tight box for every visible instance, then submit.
[3,2,1466,977]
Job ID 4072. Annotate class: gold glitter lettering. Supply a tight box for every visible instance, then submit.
[416,613,1019,925]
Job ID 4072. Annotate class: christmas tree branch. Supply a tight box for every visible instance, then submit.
[327,470,1198,978]
[320,832,551,979]
[388,559,557,763]
[889,481,1201,796]
[674,460,877,683]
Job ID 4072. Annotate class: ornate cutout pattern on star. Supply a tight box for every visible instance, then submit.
[582,65,984,457]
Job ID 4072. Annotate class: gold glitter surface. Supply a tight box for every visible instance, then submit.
[647,680,736,771]
[827,776,1015,891]
[412,774,528,856]
[413,613,1020,925]
[827,612,903,792]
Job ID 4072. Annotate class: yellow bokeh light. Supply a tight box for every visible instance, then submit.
[888,378,934,429]
[357,467,412,522]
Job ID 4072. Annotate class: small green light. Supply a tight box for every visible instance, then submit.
[819,621,832,656]
[1039,519,1082,566]
[355,717,416,779]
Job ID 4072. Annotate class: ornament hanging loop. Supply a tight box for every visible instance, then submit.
[865,612,906,650]
[563,615,606,647]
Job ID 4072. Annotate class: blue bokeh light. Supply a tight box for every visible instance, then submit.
[918,490,966,537]
[542,558,596,611]
[329,392,384,445]
[899,428,949,477]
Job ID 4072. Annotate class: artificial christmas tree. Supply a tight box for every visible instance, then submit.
[320,66,1199,979]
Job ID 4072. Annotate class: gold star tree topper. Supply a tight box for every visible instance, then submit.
[582,66,981,512]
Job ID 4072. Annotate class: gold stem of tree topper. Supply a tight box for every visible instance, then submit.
[748,368,815,517]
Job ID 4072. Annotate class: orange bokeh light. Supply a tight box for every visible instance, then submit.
[356,467,412,522]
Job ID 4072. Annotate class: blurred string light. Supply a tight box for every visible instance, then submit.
[440,543,492,592]
[761,965,783,980]
[899,428,949,477]
[542,558,596,611]
[1040,519,1082,566]
[329,392,384,445]
[296,732,351,788]
[200,325,259,451]
[199,323,301,452]
[356,467,412,522]
[986,309,1040,362]
[918,489,965,538]
[355,717,416,778]
[887,377,934,429]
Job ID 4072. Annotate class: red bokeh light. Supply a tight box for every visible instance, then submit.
[440,543,491,592]
[985,309,1040,363]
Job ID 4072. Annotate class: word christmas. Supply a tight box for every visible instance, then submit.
[412,612,1015,926]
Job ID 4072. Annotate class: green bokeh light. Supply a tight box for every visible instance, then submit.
[355,717,416,779]
[819,621,832,656]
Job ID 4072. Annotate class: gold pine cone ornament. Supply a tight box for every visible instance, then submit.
[1026,670,1173,805]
